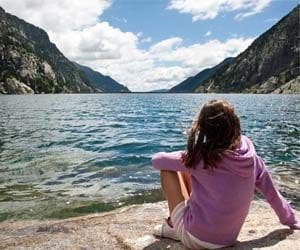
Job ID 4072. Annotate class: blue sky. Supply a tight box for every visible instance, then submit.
[0,0,298,91]
[102,0,297,49]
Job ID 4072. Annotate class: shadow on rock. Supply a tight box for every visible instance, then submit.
[143,229,294,250]
[228,229,294,249]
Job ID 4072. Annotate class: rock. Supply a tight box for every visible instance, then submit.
[258,76,281,93]
[19,68,33,79]
[3,78,34,94]
[0,200,299,249]
[273,76,300,94]
[0,82,7,94]
[42,61,56,80]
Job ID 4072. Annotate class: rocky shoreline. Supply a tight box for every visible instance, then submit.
[0,199,299,249]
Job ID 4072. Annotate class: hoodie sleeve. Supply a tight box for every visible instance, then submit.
[152,151,189,172]
[255,156,300,229]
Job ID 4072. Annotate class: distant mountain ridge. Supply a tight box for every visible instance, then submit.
[148,89,169,93]
[170,6,299,94]
[194,6,300,94]
[0,6,128,94]
[74,63,130,93]
[169,58,234,93]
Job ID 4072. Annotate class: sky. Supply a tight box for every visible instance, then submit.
[0,0,298,91]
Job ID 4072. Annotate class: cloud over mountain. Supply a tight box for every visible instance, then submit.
[0,0,254,91]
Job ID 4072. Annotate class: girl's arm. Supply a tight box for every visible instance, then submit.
[152,151,190,172]
[255,156,300,229]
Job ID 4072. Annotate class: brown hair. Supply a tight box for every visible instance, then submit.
[183,99,241,169]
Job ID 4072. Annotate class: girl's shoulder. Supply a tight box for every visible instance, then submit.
[240,135,256,151]
[224,135,257,160]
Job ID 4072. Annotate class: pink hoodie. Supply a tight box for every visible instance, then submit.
[152,135,299,246]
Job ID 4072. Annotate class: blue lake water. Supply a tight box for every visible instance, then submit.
[0,94,299,219]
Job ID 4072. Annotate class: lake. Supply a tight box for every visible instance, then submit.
[0,94,299,220]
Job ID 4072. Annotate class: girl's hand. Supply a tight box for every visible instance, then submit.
[289,220,300,230]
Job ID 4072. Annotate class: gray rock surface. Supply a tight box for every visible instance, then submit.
[2,78,34,94]
[273,76,300,94]
[0,200,299,249]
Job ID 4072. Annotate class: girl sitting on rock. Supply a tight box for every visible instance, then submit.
[152,99,299,249]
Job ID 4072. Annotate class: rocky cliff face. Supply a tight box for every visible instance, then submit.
[0,7,102,94]
[193,6,299,94]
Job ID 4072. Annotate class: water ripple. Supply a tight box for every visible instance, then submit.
[0,93,299,213]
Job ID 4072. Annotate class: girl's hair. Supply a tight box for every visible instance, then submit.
[183,99,241,169]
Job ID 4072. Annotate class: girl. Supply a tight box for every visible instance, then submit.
[152,99,299,249]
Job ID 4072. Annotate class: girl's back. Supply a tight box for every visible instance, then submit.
[153,135,257,245]
[152,100,299,248]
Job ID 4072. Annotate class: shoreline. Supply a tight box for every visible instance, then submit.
[0,189,165,222]
[1,92,300,95]
[0,199,299,249]
[1,186,299,223]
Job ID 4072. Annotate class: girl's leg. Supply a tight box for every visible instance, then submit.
[178,172,192,200]
[160,170,192,215]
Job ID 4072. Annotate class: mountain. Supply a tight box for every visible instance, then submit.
[0,7,125,94]
[148,89,169,93]
[169,58,234,93]
[193,6,300,94]
[74,63,130,93]
[0,6,102,94]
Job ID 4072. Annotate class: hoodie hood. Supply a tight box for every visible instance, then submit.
[221,135,257,177]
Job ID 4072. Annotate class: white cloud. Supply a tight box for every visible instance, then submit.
[141,37,152,43]
[205,31,212,37]
[149,37,253,69]
[235,0,271,19]
[0,0,111,32]
[0,0,254,91]
[168,0,272,21]
[57,33,253,91]
[49,22,138,61]
[150,37,183,53]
